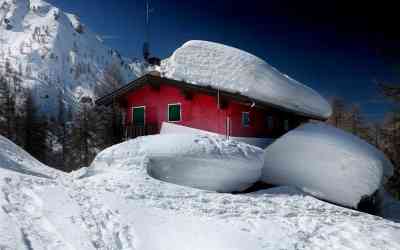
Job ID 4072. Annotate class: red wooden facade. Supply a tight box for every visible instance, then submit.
[96,74,314,139]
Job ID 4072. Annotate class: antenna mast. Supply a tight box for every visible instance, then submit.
[143,0,151,61]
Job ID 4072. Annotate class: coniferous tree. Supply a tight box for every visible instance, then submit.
[379,83,400,197]
[56,90,68,170]
[0,75,16,142]
[65,99,118,169]
[68,101,94,168]
[328,97,346,128]
[347,104,370,141]
[23,92,48,163]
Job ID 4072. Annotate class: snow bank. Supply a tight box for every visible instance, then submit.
[1,132,399,249]
[160,122,274,148]
[162,40,332,119]
[0,135,59,178]
[262,123,394,208]
[91,134,264,192]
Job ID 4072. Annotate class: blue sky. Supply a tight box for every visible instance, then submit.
[47,0,400,120]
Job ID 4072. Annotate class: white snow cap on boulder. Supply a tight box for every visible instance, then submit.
[91,134,264,192]
[262,123,394,208]
[162,40,332,119]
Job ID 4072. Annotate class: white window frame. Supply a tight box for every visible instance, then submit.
[132,105,146,126]
[167,103,182,122]
[242,112,250,127]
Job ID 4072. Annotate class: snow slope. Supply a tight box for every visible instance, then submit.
[262,123,394,208]
[160,121,275,148]
[83,139,400,250]
[0,135,60,178]
[0,0,142,114]
[0,134,400,249]
[162,40,332,119]
[90,134,264,192]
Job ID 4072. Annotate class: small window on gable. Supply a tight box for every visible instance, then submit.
[242,112,250,127]
[284,119,290,131]
[168,103,181,122]
[266,116,274,129]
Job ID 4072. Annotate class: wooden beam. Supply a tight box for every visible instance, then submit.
[149,82,161,91]
[181,89,193,100]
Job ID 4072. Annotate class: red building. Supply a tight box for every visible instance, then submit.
[96,73,325,140]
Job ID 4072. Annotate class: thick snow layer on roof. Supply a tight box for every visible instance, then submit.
[90,134,264,192]
[162,40,332,119]
[262,123,394,208]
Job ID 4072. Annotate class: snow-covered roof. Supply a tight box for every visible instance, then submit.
[162,40,332,120]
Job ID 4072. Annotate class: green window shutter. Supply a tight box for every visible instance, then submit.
[133,107,145,126]
[168,104,181,122]
[242,112,250,127]
[284,119,290,131]
[266,116,274,129]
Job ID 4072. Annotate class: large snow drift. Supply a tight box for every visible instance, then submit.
[0,135,59,178]
[160,122,275,148]
[86,139,400,250]
[262,123,394,208]
[1,133,400,249]
[91,134,264,192]
[162,40,332,119]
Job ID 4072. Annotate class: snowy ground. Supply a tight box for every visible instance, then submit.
[1,135,400,250]
[161,122,275,148]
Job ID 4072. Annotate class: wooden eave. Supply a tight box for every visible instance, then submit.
[95,74,327,121]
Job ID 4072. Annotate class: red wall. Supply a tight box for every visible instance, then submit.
[122,83,295,138]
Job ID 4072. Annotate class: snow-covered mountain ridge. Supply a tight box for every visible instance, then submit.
[0,0,143,114]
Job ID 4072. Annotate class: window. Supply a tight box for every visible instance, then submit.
[132,106,145,126]
[168,103,181,122]
[266,116,274,129]
[242,112,250,127]
[284,119,290,131]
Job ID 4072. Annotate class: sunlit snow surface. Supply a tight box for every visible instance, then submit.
[162,40,332,119]
[92,134,264,193]
[160,121,275,148]
[1,134,400,249]
[262,123,394,208]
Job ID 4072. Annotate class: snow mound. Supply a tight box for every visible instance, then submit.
[162,40,332,119]
[262,123,394,208]
[0,135,59,178]
[91,134,264,192]
[161,122,275,148]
